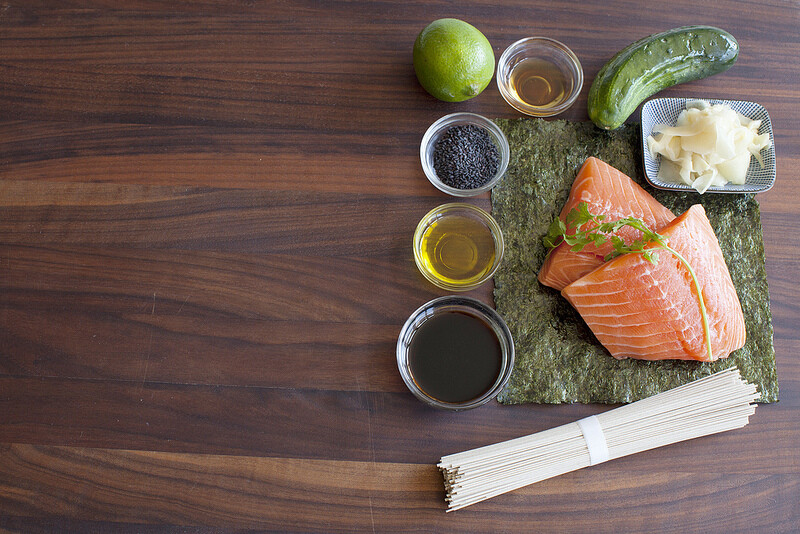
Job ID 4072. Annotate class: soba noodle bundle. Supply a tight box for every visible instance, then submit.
[439,368,758,511]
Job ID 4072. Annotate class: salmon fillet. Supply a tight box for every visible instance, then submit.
[538,157,676,290]
[561,204,746,361]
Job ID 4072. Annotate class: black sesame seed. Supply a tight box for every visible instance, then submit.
[432,124,500,190]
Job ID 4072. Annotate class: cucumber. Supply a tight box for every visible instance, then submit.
[588,26,738,130]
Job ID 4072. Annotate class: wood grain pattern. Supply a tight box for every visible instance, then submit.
[1,1,798,532]
[0,443,797,532]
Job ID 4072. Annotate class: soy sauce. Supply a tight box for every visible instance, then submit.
[408,311,503,403]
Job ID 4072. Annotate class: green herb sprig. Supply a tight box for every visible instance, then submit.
[545,202,712,360]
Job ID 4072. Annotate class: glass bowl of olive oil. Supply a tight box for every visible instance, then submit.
[396,296,515,410]
[497,37,583,117]
[413,203,504,291]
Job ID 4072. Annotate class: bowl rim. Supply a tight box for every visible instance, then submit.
[496,36,583,117]
[419,112,510,197]
[396,295,515,411]
[412,202,505,292]
[641,96,776,194]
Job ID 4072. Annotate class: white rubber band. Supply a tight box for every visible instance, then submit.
[577,415,610,465]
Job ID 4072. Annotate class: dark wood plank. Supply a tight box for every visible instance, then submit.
[0,2,797,129]
[0,240,791,390]
[0,443,443,532]
[0,377,797,470]
[0,189,466,256]
[0,121,427,194]
[0,443,796,532]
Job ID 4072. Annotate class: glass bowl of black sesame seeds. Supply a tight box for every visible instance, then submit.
[420,113,510,197]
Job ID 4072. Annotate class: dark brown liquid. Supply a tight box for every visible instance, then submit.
[408,311,503,403]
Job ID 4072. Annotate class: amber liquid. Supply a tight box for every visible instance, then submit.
[408,311,503,403]
[419,215,496,288]
[509,58,570,109]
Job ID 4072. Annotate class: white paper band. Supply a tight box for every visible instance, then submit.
[577,415,610,466]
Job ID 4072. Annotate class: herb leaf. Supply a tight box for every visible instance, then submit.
[543,218,567,249]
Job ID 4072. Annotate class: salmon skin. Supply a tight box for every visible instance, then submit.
[561,204,746,362]
[538,157,675,290]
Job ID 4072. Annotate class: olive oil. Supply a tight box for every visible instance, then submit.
[509,57,570,110]
[418,214,496,288]
[408,311,503,403]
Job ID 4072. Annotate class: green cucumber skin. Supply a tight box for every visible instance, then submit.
[588,26,739,130]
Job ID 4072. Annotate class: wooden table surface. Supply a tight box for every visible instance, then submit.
[1,2,798,532]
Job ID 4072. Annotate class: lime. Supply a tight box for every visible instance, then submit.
[413,18,495,102]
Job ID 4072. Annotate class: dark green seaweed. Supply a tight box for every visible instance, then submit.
[492,118,778,404]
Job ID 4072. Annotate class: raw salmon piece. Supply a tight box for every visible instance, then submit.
[538,157,676,291]
[538,249,604,292]
[561,204,745,362]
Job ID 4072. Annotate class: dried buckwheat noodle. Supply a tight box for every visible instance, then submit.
[438,367,758,512]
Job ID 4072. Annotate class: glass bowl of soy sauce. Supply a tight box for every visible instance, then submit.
[397,296,515,411]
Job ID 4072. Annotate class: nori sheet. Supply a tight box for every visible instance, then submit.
[491,117,778,404]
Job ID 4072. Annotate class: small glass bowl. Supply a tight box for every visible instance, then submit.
[413,203,504,291]
[497,37,583,117]
[396,296,515,411]
[420,112,510,197]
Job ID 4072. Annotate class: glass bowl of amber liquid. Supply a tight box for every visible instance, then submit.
[497,37,583,117]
